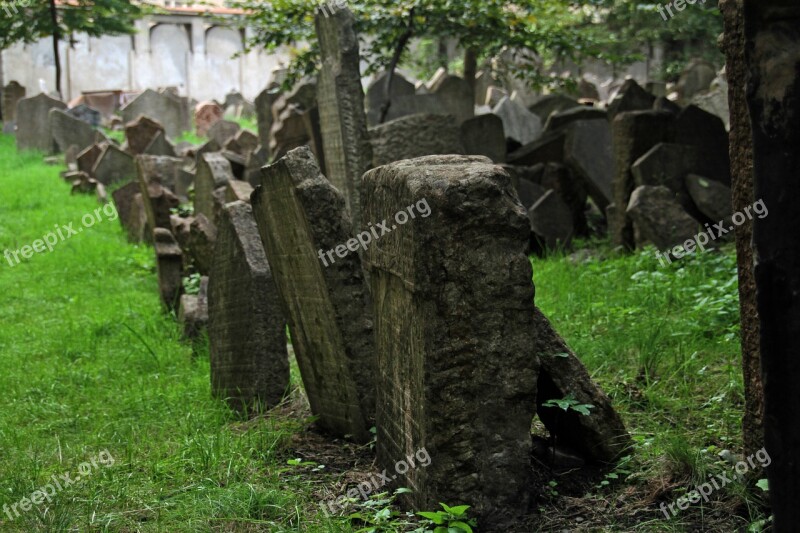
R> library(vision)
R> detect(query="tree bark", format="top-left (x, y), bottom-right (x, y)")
top-left (378, 9), bottom-right (415, 125)
top-left (49, 0), bottom-right (61, 98)
top-left (464, 47), bottom-right (477, 93)
top-left (744, 1), bottom-right (800, 529)
top-left (720, 0), bottom-right (764, 459)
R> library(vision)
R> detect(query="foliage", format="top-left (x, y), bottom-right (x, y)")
top-left (346, 488), bottom-right (415, 532)
top-left (415, 503), bottom-right (476, 533)
top-left (541, 393), bottom-right (595, 416)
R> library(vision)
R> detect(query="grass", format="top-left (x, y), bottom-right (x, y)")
top-left (0, 133), bottom-right (769, 532)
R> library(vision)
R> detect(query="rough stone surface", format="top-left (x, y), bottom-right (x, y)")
top-left (369, 114), bottom-right (464, 167)
top-left (208, 119), bottom-right (241, 147)
top-left (93, 144), bottom-right (136, 185)
top-left (144, 131), bottom-right (177, 157)
top-left (493, 96), bottom-right (542, 145)
top-left (224, 129), bottom-right (259, 157)
top-left (251, 146), bottom-right (375, 442)
top-left (49, 108), bottom-right (104, 153)
top-left (528, 189), bottom-right (574, 249)
top-left (77, 143), bottom-right (104, 176)
top-left (365, 71), bottom-right (416, 127)
top-left (544, 106), bottom-right (606, 132)
top-left (430, 74), bottom-right (474, 124)
top-left (361, 154), bottom-right (538, 530)
top-left (460, 114), bottom-right (507, 163)
top-left (136, 154), bottom-right (183, 193)
top-left (540, 163), bottom-right (588, 237)
top-left (153, 227), bottom-right (183, 312)
top-left (226, 180), bottom-right (254, 204)
top-left (112, 181), bottom-right (148, 243)
top-left (255, 87), bottom-right (280, 151)
top-left (607, 79), bottom-right (656, 121)
top-left (528, 94), bottom-right (580, 123)
top-left (195, 153), bottom-right (233, 223)
top-left (16, 93), bottom-right (66, 152)
top-left (120, 89), bottom-right (189, 139)
top-left (315, 6), bottom-right (374, 230)
top-left (676, 59), bottom-right (716, 104)
top-left (194, 101), bottom-right (223, 137)
top-left (208, 201), bottom-right (289, 411)
top-left (626, 185), bottom-right (700, 251)
top-left (137, 161), bottom-right (180, 232)
top-left (686, 174), bottom-right (733, 222)
top-left (563, 119), bottom-right (614, 213)
top-left (125, 115), bottom-right (165, 155)
top-left (631, 143), bottom-right (703, 220)
top-left (188, 214), bottom-right (217, 276)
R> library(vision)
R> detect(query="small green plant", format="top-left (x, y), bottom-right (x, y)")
top-left (415, 502), bottom-right (477, 533)
top-left (541, 394), bottom-right (595, 416)
top-left (182, 273), bottom-right (202, 295)
top-left (347, 488), bottom-right (414, 532)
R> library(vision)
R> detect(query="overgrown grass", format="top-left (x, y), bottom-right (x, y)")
top-left (0, 133), bottom-right (767, 532)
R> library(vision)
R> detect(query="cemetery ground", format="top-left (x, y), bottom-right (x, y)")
top-left (0, 133), bottom-right (769, 532)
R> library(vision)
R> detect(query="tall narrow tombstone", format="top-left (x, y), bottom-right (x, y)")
top-left (208, 201), bottom-right (289, 411)
top-left (195, 153), bottom-right (233, 224)
top-left (16, 93), bottom-right (66, 152)
top-left (744, 1), bottom-right (800, 528)
top-left (2, 81), bottom-right (26, 133)
top-left (153, 228), bottom-right (183, 313)
top-left (136, 156), bottom-right (180, 231)
top-left (315, 6), bottom-right (374, 229)
top-left (112, 182), bottom-right (148, 243)
top-left (361, 154), bottom-right (539, 529)
top-left (255, 86), bottom-right (280, 151)
top-left (251, 146), bottom-right (375, 442)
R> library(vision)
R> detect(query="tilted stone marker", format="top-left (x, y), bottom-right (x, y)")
top-left (365, 70), bottom-right (415, 127)
top-left (120, 89), bottom-right (189, 139)
top-left (188, 214), bottom-right (217, 276)
top-left (626, 185), bottom-right (700, 251)
top-left (137, 157), bottom-right (180, 232)
top-left (429, 74), bottom-right (474, 125)
top-left (93, 144), bottom-right (136, 185)
top-left (16, 93), bottom-right (66, 152)
top-left (255, 86), bottom-right (280, 151)
top-left (208, 119), bottom-right (241, 147)
top-left (112, 181), bottom-right (148, 243)
top-left (67, 103), bottom-right (101, 127)
top-left (2, 81), bottom-right (26, 134)
top-left (361, 154), bottom-right (539, 529)
top-left (251, 146), bottom-right (375, 441)
top-left (208, 201), bottom-right (289, 411)
top-left (195, 153), bottom-right (233, 224)
top-left (144, 131), bottom-right (177, 158)
top-left (126, 115), bottom-right (165, 155)
top-left (153, 228), bottom-right (183, 312)
top-left (49, 108), bottom-right (105, 154)
top-left (315, 6), bottom-right (374, 230)
top-left (77, 143), bottom-right (104, 176)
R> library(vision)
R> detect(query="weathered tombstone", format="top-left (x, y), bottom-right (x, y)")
top-left (144, 131), bottom-right (177, 157)
top-left (685, 174), bottom-right (733, 222)
top-left (223, 129), bottom-right (259, 156)
top-left (77, 143), bottom-right (104, 177)
top-left (188, 214), bottom-right (217, 275)
top-left (692, 84), bottom-right (730, 130)
top-left (195, 101), bottom-right (224, 137)
top-left (225, 180), bottom-right (254, 203)
top-left (544, 106), bottom-right (606, 132)
top-left (528, 94), bottom-right (579, 123)
top-left (255, 86), bottom-right (280, 150)
top-left (460, 114), bottom-right (507, 163)
top-left (365, 70), bottom-right (416, 127)
top-left (2, 81), bottom-right (26, 133)
top-left (49, 108), bottom-right (104, 154)
top-left (653, 96), bottom-right (682, 115)
top-left (369, 114), bottom-right (464, 167)
top-left (625, 185), bottom-right (700, 251)
top-left (270, 103), bottom-right (309, 158)
top-left (300, 106), bottom-right (326, 171)
top-left (606, 79), bottom-right (657, 121)
top-left (93, 143), bottom-right (136, 185)
top-left (112, 181), bottom-right (148, 243)
top-left (540, 162), bottom-right (588, 236)
top-left (136, 154), bottom-right (183, 194)
top-left (674, 104), bottom-right (731, 185)
top-left (676, 59), bottom-right (716, 104)
top-left (484, 86), bottom-right (509, 108)
top-left (507, 130), bottom-right (565, 167)
top-left (611, 110), bottom-right (674, 249)
top-left (221, 150), bottom-right (247, 180)
top-left (578, 78), bottom-right (601, 101)
top-left (153, 228), bottom-right (183, 312)
top-left (244, 145), bottom-right (269, 186)
top-left (361, 154), bottom-right (538, 529)
top-left (179, 276), bottom-right (209, 342)
top-left (251, 146), bottom-right (375, 441)
top-left (208, 119), bottom-right (241, 147)
top-left (195, 153), bottom-right (233, 223)
top-left (139, 181), bottom-right (179, 234)
top-left (67, 104), bottom-right (101, 127)
top-left (529, 189), bottom-right (574, 249)
top-left (315, 6), bottom-right (374, 230)
top-left (120, 89), bottom-right (189, 139)
top-left (208, 200), bottom-right (290, 411)
top-left (564, 119), bottom-right (614, 213)
top-left (16, 93), bottom-right (66, 152)
top-left (125, 115), bottom-right (165, 155)
top-left (506, 165), bottom-right (547, 209)
top-left (493, 96), bottom-right (542, 146)
top-left (429, 74), bottom-right (474, 125)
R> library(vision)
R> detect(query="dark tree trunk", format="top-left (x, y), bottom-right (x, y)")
top-left (464, 47), bottom-right (478, 93)
top-left (378, 9), bottom-right (415, 125)
top-left (49, 0), bottom-right (61, 98)
top-left (721, 0), bottom-right (764, 458)
top-left (744, 1), bottom-right (800, 529)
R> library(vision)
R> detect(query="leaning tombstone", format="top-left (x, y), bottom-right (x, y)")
top-left (251, 146), bottom-right (375, 442)
top-left (153, 228), bottom-right (183, 312)
top-left (16, 93), bottom-right (66, 152)
top-left (208, 201), bottom-right (290, 412)
top-left (195, 153), bottom-right (233, 224)
top-left (361, 154), bottom-right (539, 529)
top-left (49, 108), bottom-right (105, 154)
top-left (112, 182), bottom-right (148, 243)
top-left (92, 144), bottom-right (136, 185)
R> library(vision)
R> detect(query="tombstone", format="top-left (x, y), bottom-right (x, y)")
top-left (223, 90), bottom-right (249, 111)
top-left (540, 162), bottom-right (588, 236)
top-left (429, 74), bottom-right (474, 125)
top-left (676, 59), bottom-right (717, 104)
top-left (136, 154), bottom-right (183, 194)
top-left (563, 119), bottom-right (614, 213)
top-left (221, 150), bottom-right (247, 180)
top-left (178, 276), bottom-right (209, 341)
top-left (577, 78), bottom-right (601, 101)
top-left (484, 86), bottom-right (509, 108)
top-left (208, 119), bottom-right (241, 147)
top-left (194, 101), bottom-right (223, 137)
top-left (532, 307), bottom-right (631, 462)
top-left (369, 114), bottom-right (465, 167)
top-left (270, 103), bottom-right (309, 158)
top-left (611, 110), bottom-right (675, 249)
top-left (316, 6), bottom-right (374, 230)
top-left (544, 107), bottom-right (606, 132)
top-left (506, 165), bottom-right (547, 209)
top-left (64, 145), bottom-right (80, 168)
top-left (426, 67), bottom-right (448, 91)
top-left (626, 185), bottom-right (700, 251)
top-left (474, 70), bottom-right (497, 106)
top-left (225, 180), bottom-right (254, 203)
top-left (188, 214), bottom-right (217, 275)
top-left (195, 153), bottom-right (233, 223)
top-left (674, 105), bottom-right (731, 185)
top-left (692, 85), bottom-right (730, 131)
top-left (208, 201), bottom-right (289, 411)
top-left (16, 93), bottom-right (66, 152)
top-left (251, 146), bottom-right (375, 441)
top-left (153, 228), bottom-right (183, 312)
top-left (2, 81), bottom-right (26, 133)
top-left (300, 106), bottom-right (326, 172)
top-left (631, 142), bottom-right (701, 219)
top-left (125, 115), bottom-right (166, 155)
top-left (77, 143), bottom-right (104, 177)
top-left (606, 80), bottom-right (657, 121)
top-left (120, 89), bottom-right (189, 139)
top-left (653, 96), bottom-right (682, 115)
top-left (139, 181), bottom-right (179, 234)
top-left (144, 131), bottom-right (177, 157)
top-left (255, 86), bottom-right (280, 150)
top-left (361, 154), bottom-right (538, 528)
top-left (67, 104), bottom-right (101, 127)
top-left (493, 96), bottom-right (542, 146)
top-left (528, 189), bottom-right (574, 249)
top-left (223, 129), bottom-right (259, 156)
top-left (49, 108), bottom-right (104, 154)
top-left (460, 114), bottom-right (507, 163)
top-left (365, 71), bottom-right (416, 127)
top-left (507, 130), bottom-right (565, 167)
top-left (171, 214), bottom-right (193, 251)
top-left (244, 145), bottom-right (269, 186)
top-left (685, 174), bottom-right (733, 223)
top-left (528, 94), bottom-right (579, 122)
top-left (92, 144), bottom-right (136, 185)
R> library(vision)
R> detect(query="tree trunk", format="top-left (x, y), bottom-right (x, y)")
top-left (378, 9), bottom-right (415, 125)
top-left (464, 47), bottom-right (477, 93)
top-left (720, 0), bottom-right (764, 459)
top-left (744, 1), bottom-right (800, 529)
top-left (49, 0), bottom-right (61, 98)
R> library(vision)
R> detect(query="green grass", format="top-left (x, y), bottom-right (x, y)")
top-left (0, 133), bottom-right (768, 532)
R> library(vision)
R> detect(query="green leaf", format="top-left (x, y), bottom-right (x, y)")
top-left (450, 521), bottom-right (474, 532)
top-left (756, 478), bottom-right (769, 492)
top-left (418, 511), bottom-right (445, 524)
top-left (447, 505), bottom-right (470, 516)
